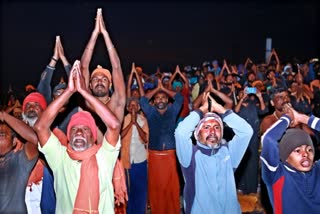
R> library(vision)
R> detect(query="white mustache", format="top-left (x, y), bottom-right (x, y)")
top-left (72, 136), bottom-right (87, 143)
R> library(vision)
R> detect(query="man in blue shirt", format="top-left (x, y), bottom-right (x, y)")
top-left (139, 76), bottom-right (183, 214)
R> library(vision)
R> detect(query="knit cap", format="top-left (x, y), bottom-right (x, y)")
top-left (279, 128), bottom-right (314, 162)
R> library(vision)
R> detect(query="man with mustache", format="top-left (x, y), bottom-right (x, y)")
top-left (138, 73), bottom-right (183, 214)
top-left (80, 9), bottom-right (127, 210)
top-left (260, 104), bottom-right (320, 213)
top-left (260, 86), bottom-right (291, 134)
top-left (175, 92), bottom-right (253, 214)
top-left (22, 92), bottom-right (67, 214)
top-left (34, 60), bottom-right (121, 213)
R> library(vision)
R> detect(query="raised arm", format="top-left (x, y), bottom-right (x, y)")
top-left (126, 64), bottom-right (135, 97)
top-left (272, 49), bottom-right (281, 72)
top-left (0, 111), bottom-right (38, 160)
top-left (193, 80), bottom-right (233, 109)
top-left (99, 9), bottom-right (126, 122)
top-left (144, 77), bottom-right (177, 100)
top-left (135, 65), bottom-right (145, 97)
top-left (37, 36), bottom-right (60, 104)
top-left (244, 57), bottom-right (253, 70)
top-left (80, 9), bottom-right (101, 89)
top-left (57, 36), bottom-right (71, 76)
top-left (34, 61), bottom-right (77, 147)
top-left (171, 65), bottom-right (190, 90)
top-left (168, 66), bottom-right (179, 90)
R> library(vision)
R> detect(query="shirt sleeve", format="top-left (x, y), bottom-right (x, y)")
top-left (308, 115), bottom-right (320, 131)
top-left (175, 110), bottom-right (201, 167)
top-left (223, 111), bottom-right (253, 169)
top-left (37, 65), bottom-right (55, 104)
top-left (260, 115), bottom-right (290, 184)
top-left (38, 132), bottom-right (66, 171)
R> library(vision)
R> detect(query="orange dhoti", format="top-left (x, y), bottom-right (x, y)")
top-left (148, 150), bottom-right (180, 214)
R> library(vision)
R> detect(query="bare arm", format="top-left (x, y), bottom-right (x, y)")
top-left (272, 49), bottom-right (281, 72)
top-left (126, 64), bottom-right (135, 98)
top-left (80, 9), bottom-right (101, 89)
top-left (5, 100), bottom-right (21, 114)
top-left (99, 9), bottom-right (126, 123)
top-left (168, 66), bottom-right (179, 90)
top-left (57, 36), bottom-right (71, 72)
top-left (256, 89), bottom-right (266, 111)
top-left (1, 111), bottom-right (38, 160)
top-left (234, 89), bottom-right (247, 113)
top-left (135, 67), bottom-right (145, 97)
top-left (193, 80), bottom-right (233, 109)
top-left (121, 112), bottom-right (147, 144)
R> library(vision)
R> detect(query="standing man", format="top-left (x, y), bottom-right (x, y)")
top-left (175, 92), bottom-right (253, 214)
top-left (81, 8), bottom-right (125, 124)
top-left (121, 97), bottom-right (149, 214)
top-left (34, 60), bottom-right (121, 213)
top-left (22, 92), bottom-right (66, 214)
top-left (139, 73), bottom-right (183, 214)
top-left (80, 8), bottom-right (127, 207)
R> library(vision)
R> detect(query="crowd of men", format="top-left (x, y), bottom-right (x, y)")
top-left (1, 7), bottom-right (320, 214)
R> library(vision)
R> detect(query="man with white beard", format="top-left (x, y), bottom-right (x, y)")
top-left (22, 92), bottom-right (67, 213)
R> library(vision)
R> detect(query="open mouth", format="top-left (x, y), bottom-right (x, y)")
top-left (301, 159), bottom-right (311, 167)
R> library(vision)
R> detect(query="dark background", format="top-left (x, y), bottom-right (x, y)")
top-left (1, 0), bottom-right (319, 96)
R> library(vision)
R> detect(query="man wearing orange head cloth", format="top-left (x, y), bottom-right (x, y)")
top-left (34, 60), bottom-right (121, 213)
top-left (21, 92), bottom-right (67, 213)
top-left (80, 8), bottom-right (127, 208)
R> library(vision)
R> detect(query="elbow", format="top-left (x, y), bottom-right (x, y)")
top-left (245, 123), bottom-right (254, 139)
top-left (109, 119), bottom-right (121, 132)
top-left (33, 120), bottom-right (44, 134)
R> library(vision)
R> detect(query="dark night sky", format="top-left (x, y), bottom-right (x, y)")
top-left (1, 0), bottom-right (319, 95)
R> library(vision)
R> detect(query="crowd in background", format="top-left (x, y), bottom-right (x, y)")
top-left (1, 8), bottom-right (320, 214)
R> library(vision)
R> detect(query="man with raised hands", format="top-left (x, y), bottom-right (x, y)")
top-left (34, 60), bottom-right (121, 213)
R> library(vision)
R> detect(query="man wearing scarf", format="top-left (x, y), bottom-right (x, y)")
top-left (34, 60), bottom-right (121, 213)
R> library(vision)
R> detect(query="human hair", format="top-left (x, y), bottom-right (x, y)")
top-left (268, 86), bottom-right (287, 100)
top-left (0, 122), bottom-right (16, 139)
top-left (126, 97), bottom-right (139, 107)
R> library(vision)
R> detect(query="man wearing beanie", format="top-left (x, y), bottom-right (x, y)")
top-left (260, 104), bottom-right (320, 214)
top-left (175, 92), bottom-right (253, 214)
top-left (34, 60), bottom-right (121, 213)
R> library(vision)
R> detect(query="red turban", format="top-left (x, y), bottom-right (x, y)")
top-left (91, 65), bottom-right (112, 88)
top-left (67, 111), bottom-right (97, 142)
top-left (22, 92), bottom-right (47, 112)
